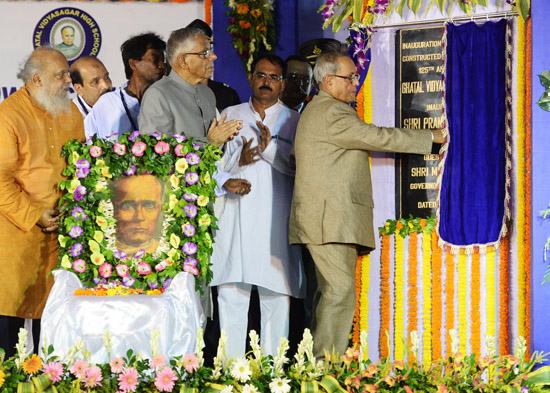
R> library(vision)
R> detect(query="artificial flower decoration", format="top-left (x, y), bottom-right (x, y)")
top-left (57, 131), bottom-right (221, 293)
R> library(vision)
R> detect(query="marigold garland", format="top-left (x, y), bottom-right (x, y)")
top-left (516, 17), bottom-right (526, 348)
top-left (486, 247), bottom-right (497, 340)
top-left (394, 221), bottom-right (405, 361)
top-left (352, 256), bottom-right (363, 345)
top-left (431, 230), bottom-right (443, 360)
top-left (360, 254), bottom-right (371, 351)
top-left (356, 84), bottom-right (365, 122)
top-left (471, 251), bottom-right (481, 359)
top-left (379, 233), bottom-right (391, 359)
top-left (524, 17), bottom-right (532, 361)
top-left (205, 0), bottom-right (212, 25)
top-left (363, 63), bottom-right (373, 124)
top-left (457, 253), bottom-right (468, 355)
top-left (445, 248), bottom-right (455, 357)
top-left (407, 229), bottom-right (418, 364)
top-left (421, 221), bottom-right (432, 367)
top-left (499, 236), bottom-right (510, 354)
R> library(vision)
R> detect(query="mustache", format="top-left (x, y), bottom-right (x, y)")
top-left (259, 86), bottom-right (273, 92)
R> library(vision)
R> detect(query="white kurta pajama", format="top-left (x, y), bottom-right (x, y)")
top-left (210, 99), bottom-right (304, 357)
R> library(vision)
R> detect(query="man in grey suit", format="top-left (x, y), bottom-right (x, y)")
top-left (138, 27), bottom-right (250, 195)
top-left (289, 51), bottom-right (444, 357)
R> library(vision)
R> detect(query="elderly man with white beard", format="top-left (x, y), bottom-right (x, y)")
top-left (0, 47), bottom-right (84, 357)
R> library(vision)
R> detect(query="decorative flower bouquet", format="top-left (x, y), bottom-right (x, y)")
top-left (56, 131), bottom-right (221, 294)
top-left (1, 328), bottom-right (550, 393)
top-left (225, 0), bottom-right (276, 72)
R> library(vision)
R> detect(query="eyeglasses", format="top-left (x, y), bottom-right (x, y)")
top-left (329, 74), bottom-right (360, 83)
top-left (253, 72), bottom-right (283, 82)
top-left (184, 47), bottom-right (214, 59)
top-left (286, 72), bottom-right (311, 82)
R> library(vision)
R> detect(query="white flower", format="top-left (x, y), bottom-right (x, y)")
top-left (230, 357), bottom-right (252, 382)
top-left (220, 387), bottom-right (233, 393)
top-left (242, 384), bottom-right (259, 393)
top-left (269, 377), bottom-right (291, 393)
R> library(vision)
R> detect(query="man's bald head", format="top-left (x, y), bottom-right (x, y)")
top-left (17, 47), bottom-right (72, 115)
top-left (70, 57), bottom-right (112, 107)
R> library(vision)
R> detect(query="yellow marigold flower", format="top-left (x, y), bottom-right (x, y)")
top-left (239, 20), bottom-right (251, 29)
top-left (170, 234), bottom-right (181, 249)
top-left (89, 239), bottom-right (100, 254)
top-left (202, 172), bottom-right (211, 184)
top-left (90, 252), bottom-right (105, 266)
top-left (175, 158), bottom-right (189, 174)
top-left (408, 222), bottom-right (414, 230)
top-left (169, 194), bottom-right (179, 210)
top-left (68, 179), bottom-right (81, 194)
top-left (170, 174), bottom-right (181, 189)
top-left (250, 8), bottom-right (262, 17)
top-left (197, 195), bottom-right (209, 206)
top-left (61, 255), bottom-right (71, 269)
top-left (93, 231), bottom-right (104, 243)
top-left (22, 354), bottom-right (42, 375)
top-left (0, 370), bottom-right (5, 387)
top-left (107, 288), bottom-right (117, 296)
top-left (236, 3), bottom-right (249, 14)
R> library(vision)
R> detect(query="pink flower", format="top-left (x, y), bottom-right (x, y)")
top-left (174, 144), bottom-right (185, 156)
top-left (154, 367), bottom-right (177, 392)
top-left (137, 262), bottom-right (152, 275)
top-left (154, 141), bottom-right (170, 154)
top-left (151, 354), bottom-right (166, 370)
top-left (131, 142), bottom-right (147, 156)
top-left (70, 359), bottom-right (88, 378)
top-left (43, 361), bottom-right (64, 382)
top-left (116, 264), bottom-right (129, 277)
top-left (90, 146), bottom-right (102, 157)
top-left (118, 367), bottom-right (139, 392)
top-left (110, 358), bottom-right (125, 373)
top-left (114, 143), bottom-right (126, 156)
top-left (183, 264), bottom-right (199, 276)
top-left (73, 259), bottom-right (86, 273)
top-left (183, 353), bottom-right (199, 373)
top-left (99, 262), bottom-right (112, 278)
top-left (155, 260), bottom-right (167, 272)
top-left (83, 365), bottom-right (103, 388)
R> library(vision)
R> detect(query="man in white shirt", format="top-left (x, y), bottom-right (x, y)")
top-left (85, 33), bottom-right (165, 140)
top-left (70, 57), bottom-right (112, 118)
top-left (210, 54), bottom-right (304, 358)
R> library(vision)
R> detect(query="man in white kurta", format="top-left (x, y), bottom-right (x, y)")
top-left (210, 55), bottom-right (304, 358)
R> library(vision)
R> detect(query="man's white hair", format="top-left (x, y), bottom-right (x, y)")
top-left (16, 46), bottom-right (60, 83)
top-left (166, 27), bottom-right (204, 66)
top-left (313, 51), bottom-right (349, 86)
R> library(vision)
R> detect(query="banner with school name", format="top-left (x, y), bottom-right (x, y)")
top-left (394, 26), bottom-right (444, 219)
top-left (0, 1), bottom-right (204, 103)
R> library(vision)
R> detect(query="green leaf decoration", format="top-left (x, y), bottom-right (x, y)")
top-left (396, 0), bottom-right (407, 17)
top-left (539, 71), bottom-right (550, 88)
top-left (332, 2), bottom-right (354, 32)
top-left (457, 0), bottom-right (469, 14)
top-left (526, 365), bottom-right (550, 386)
top-left (436, 0), bottom-right (446, 13)
top-left (353, 0), bottom-right (364, 23)
top-left (475, 0), bottom-right (488, 6)
top-left (408, 0), bottom-right (422, 16)
top-left (517, 0), bottom-right (531, 22)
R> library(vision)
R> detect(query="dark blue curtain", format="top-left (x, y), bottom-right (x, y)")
top-left (438, 20), bottom-right (507, 246)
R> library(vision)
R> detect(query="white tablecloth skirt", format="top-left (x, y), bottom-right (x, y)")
top-left (40, 270), bottom-right (204, 363)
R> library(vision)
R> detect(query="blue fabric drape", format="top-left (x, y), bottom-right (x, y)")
top-left (438, 20), bottom-right (507, 246)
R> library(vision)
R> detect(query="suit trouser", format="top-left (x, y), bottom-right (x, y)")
top-left (217, 283), bottom-right (290, 358)
top-left (307, 243), bottom-right (358, 358)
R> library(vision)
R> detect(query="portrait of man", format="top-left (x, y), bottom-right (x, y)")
top-left (111, 175), bottom-right (165, 255)
top-left (55, 25), bottom-right (80, 59)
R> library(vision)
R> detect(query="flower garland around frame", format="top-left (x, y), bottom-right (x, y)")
top-left (57, 131), bottom-right (221, 293)
top-left (225, 0), bottom-right (276, 73)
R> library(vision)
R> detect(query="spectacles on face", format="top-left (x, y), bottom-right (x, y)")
top-left (184, 47), bottom-right (215, 59)
top-left (253, 72), bottom-right (283, 82)
top-left (329, 74), bottom-right (360, 83)
top-left (286, 72), bottom-right (311, 82)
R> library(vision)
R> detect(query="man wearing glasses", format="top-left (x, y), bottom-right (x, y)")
top-left (210, 54), bottom-right (304, 358)
top-left (290, 51), bottom-right (445, 358)
top-left (139, 27), bottom-right (249, 195)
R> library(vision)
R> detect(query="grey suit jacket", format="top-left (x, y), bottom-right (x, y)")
top-left (289, 90), bottom-right (433, 250)
top-left (138, 70), bottom-right (216, 141)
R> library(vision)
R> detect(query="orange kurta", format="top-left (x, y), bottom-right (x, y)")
top-left (0, 87), bottom-right (84, 318)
